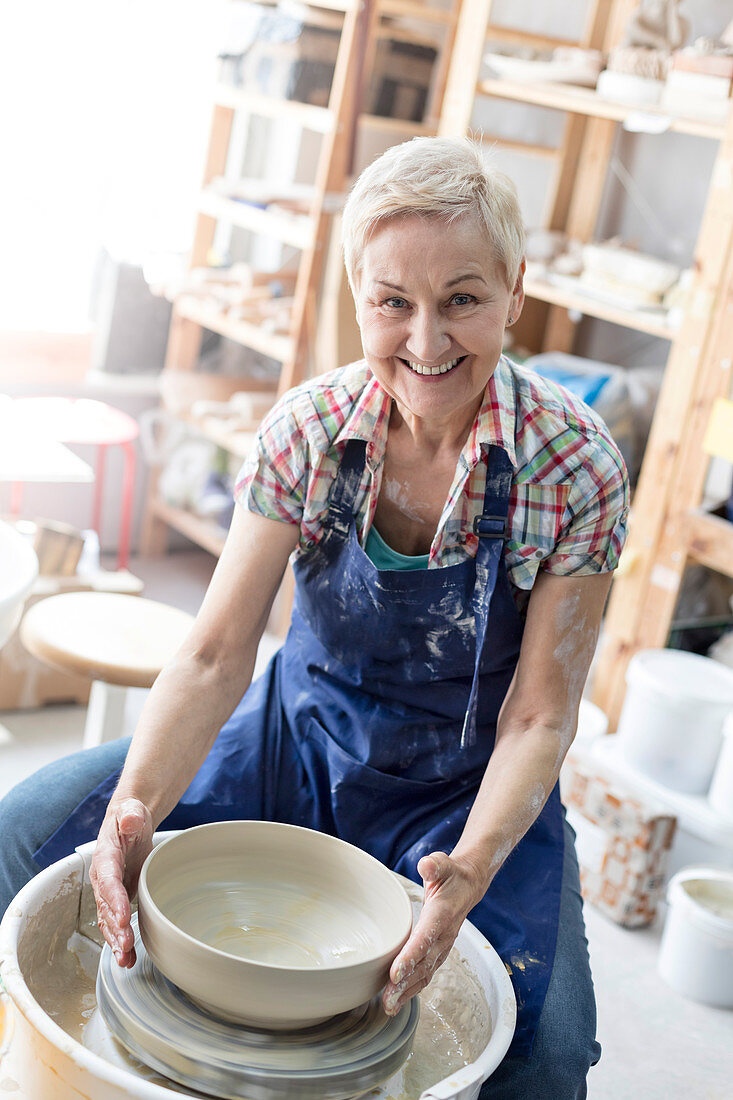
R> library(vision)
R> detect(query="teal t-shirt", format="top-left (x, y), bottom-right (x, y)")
top-left (364, 525), bottom-right (429, 571)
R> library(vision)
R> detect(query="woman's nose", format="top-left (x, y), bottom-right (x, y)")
top-left (404, 311), bottom-right (452, 365)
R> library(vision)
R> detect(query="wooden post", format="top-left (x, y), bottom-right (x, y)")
top-left (593, 112), bottom-right (733, 725)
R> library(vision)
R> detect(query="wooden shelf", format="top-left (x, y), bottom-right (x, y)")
top-left (486, 27), bottom-right (580, 51)
top-left (684, 511), bottom-right (733, 579)
top-left (250, 0), bottom-right (356, 10)
top-left (381, 1), bottom-right (454, 23)
top-left (213, 85), bottom-right (334, 132)
top-left (185, 415), bottom-right (258, 460)
top-left (359, 113), bottom-right (436, 136)
top-left (150, 498), bottom-right (226, 557)
top-left (174, 297), bottom-right (294, 363)
top-left (523, 275), bottom-right (675, 339)
top-left (198, 190), bottom-right (315, 250)
top-left (477, 76), bottom-right (730, 142)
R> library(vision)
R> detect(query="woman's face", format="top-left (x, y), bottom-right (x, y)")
top-left (355, 212), bottom-right (524, 427)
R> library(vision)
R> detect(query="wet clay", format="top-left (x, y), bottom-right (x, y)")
top-left (164, 878), bottom-right (382, 967)
top-left (682, 877), bottom-right (733, 921)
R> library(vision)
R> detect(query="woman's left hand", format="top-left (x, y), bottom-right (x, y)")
top-left (382, 851), bottom-right (485, 1016)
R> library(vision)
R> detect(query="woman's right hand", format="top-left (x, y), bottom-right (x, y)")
top-left (90, 797), bottom-right (154, 968)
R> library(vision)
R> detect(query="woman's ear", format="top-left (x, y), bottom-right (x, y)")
top-left (509, 257), bottom-right (526, 326)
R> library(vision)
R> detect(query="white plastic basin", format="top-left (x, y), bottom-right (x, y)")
top-left (0, 837), bottom-right (516, 1100)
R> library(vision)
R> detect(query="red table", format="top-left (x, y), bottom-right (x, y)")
top-left (11, 398), bottom-right (139, 570)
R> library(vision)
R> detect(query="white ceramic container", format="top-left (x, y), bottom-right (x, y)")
top-left (658, 866), bottom-right (733, 1008)
top-left (708, 712), bottom-right (733, 821)
top-left (0, 838), bottom-right (516, 1100)
top-left (617, 649), bottom-right (733, 794)
top-left (0, 520), bottom-right (38, 648)
top-left (137, 821), bottom-right (413, 1028)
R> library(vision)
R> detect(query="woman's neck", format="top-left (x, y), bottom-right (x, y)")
top-left (388, 396), bottom-right (482, 459)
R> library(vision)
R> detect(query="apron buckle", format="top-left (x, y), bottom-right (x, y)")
top-left (473, 514), bottom-right (508, 539)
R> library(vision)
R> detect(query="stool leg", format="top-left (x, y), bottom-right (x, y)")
top-left (83, 681), bottom-right (127, 748)
top-left (10, 482), bottom-right (23, 516)
top-left (118, 440), bottom-right (136, 571)
top-left (92, 445), bottom-right (106, 549)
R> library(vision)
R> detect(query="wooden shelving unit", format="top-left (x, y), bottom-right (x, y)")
top-left (522, 275), bottom-right (676, 341)
top-left (141, 0), bottom-right (462, 559)
top-left (478, 76), bottom-right (729, 142)
top-left (437, 0), bottom-right (733, 727)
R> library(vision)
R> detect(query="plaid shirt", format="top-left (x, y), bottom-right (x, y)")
top-left (235, 356), bottom-right (628, 591)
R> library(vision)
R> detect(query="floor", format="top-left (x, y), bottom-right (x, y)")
top-left (1, 550), bottom-right (731, 1098)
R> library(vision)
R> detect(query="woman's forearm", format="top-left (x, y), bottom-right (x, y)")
top-left (110, 648), bottom-right (257, 827)
top-left (450, 717), bottom-right (574, 901)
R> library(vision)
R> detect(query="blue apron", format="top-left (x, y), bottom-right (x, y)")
top-left (36, 438), bottom-right (564, 1058)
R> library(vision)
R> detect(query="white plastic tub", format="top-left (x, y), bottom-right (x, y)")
top-left (658, 867), bottom-right (733, 1008)
top-left (617, 649), bottom-right (733, 794)
top-left (0, 838), bottom-right (516, 1100)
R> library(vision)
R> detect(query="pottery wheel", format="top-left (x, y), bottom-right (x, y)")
top-left (97, 916), bottom-right (419, 1100)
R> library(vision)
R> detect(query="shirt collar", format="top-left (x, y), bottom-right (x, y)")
top-left (333, 366), bottom-right (391, 468)
top-left (333, 356), bottom-right (517, 470)
top-left (462, 355), bottom-right (517, 470)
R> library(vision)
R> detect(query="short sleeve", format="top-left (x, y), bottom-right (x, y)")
top-left (541, 431), bottom-right (629, 576)
top-left (233, 397), bottom-right (307, 528)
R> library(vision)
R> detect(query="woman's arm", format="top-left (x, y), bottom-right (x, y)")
top-left (382, 569), bottom-right (612, 1014)
top-left (91, 506), bottom-right (299, 965)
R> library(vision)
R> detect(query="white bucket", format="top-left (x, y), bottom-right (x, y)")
top-left (575, 698), bottom-right (609, 748)
top-left (658, 866), bottom-right (733, 1008)
top-left (617, 649), bottom-right (733, 794)
top-left (0, 840), bottom-right (516, 1100)
top-left (709, 713), bottom-right (733, 821)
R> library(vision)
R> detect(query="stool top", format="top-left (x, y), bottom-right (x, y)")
top-left (20, 593), bottom-right (195, 689)
top-left (13, 397), bottom-right (139, 446)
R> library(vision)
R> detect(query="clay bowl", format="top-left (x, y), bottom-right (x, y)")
top-left (137, 821), bottom-right (413, 1030)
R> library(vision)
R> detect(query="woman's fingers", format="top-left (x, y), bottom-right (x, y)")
top-left (91, 848), bottom-right (135, 964)
top-left (90, 798), bottom-right (153, 968)
top-left (383, 943), bottom-right (451, 1014)
top-left (382, 849), bottom-right (486, 1016)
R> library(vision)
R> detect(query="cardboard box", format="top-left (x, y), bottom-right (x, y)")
top-left (0, 570), bottom-right (143, 710)
top-left (561, 750), bottom-right (677, 928)
top-left (671, 51), bottom-right (733, 81)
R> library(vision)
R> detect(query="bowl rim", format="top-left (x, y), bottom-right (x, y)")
top-left (138, 820), bottom-right (414, 972)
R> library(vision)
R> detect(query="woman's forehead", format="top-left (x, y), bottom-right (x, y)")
top-left (361, 218), bottom-right (499, 289)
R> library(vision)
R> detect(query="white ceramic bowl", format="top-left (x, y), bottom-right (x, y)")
top-left (137, 821), bottom-right (413, 1029)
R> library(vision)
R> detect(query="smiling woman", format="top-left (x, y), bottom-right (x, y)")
top-left (0, 136), bottom-right (628, 1100)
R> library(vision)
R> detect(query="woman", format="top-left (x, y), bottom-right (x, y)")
top-left (0, 137), bottom-right (628, 1097)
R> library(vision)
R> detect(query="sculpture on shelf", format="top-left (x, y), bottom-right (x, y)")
top-left (623, 0), bottom-right (690, 53)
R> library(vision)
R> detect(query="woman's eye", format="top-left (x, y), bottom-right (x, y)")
top-left (383, 297), bottom-right (408, 309)
top-left (450, 294), bottom-right (474, 307)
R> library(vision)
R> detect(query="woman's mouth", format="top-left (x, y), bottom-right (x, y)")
top-left (400, 355), bottom-right (467, 376)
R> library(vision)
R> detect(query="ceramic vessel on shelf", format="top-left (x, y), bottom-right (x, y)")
top-left (137, 820), bottom-right (413, 1029)
top-left (0, 519), bottom-right (38, 648)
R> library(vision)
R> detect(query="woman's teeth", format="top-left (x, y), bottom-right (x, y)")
top-left (406, 357), bottom-right (462, 376)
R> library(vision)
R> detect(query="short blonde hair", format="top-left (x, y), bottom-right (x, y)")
top-left (342, 136), bottom-right (525, 291)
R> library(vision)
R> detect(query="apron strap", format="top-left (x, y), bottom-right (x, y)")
top-left (326, 438), bottom-right (368, 539)
top-left (461, 445), bottom-right (514, 748)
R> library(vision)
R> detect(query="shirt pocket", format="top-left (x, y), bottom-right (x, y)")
top-left (506, 482), bottom-right (572, 588)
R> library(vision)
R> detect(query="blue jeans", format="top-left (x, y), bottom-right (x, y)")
top-left (0, 738), bottom-right (600, 1098)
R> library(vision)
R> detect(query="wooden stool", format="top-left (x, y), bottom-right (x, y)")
top-left (20, 593), bottom-right (195, 748)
